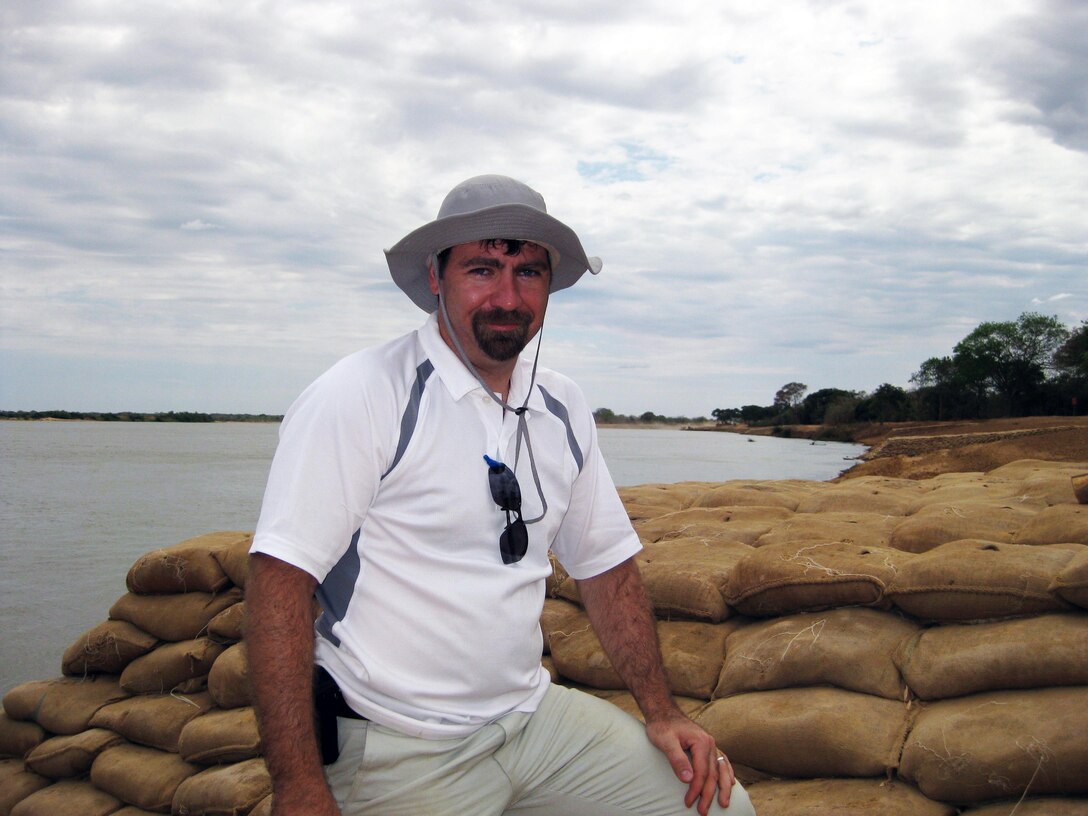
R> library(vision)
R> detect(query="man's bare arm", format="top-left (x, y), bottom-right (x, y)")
top-left (246, 553), bottom-right (340, 816)
top-left (575, 557), bottom-right (734, 816)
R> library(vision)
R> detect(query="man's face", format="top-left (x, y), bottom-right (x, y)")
top-left (429, 240), bottom-right (551, 370)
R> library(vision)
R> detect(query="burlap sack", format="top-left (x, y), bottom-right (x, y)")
top-left (988, 459), bottom-right (1079, 481)
top-left (249, 795), bottom-right (272, 816)
top-left (127, 533), bottom-right (252, 595)
top-left (592, 690), bottom-right (705, 723)
top-left (618, 483), bottom-right (708, 513)
top-left (119, 639), bottom-right (226, 695)
top-left (885, 540), bottom-right (1081, 622)
top-left (24, 728), bottom-right (122, 779)
top-left (171, 757), bottom-right (271, 816)
top-left (889, 502), bottom-right (1035, 553)
top-left (109, 588), bottom-right (244, 642)
top-left (695, 687), bottom-right (910, 778)
top-left (725, 541), bottom-right (913, 616)
top-left (211, 533), bottom-right (254, 589)
top-left (714, 608), bottom-right (917, 700)
top-left (0, 714), bottom-right (46, 759)
top-left (636, 538), bottom-right (752, 622)
top-left (691, 482), bottom-right (803, 511)
top-left (900, 687), bottom-right (1088, 804)
top-left (542, 656), bottom-right (559, 682)
top-left (178, 707), bottom-right (261, 765)
top-left (91, 742), bottom-right (199, 812)
top-left (746, 778), bottom-right (956, 816)
top-left (35, 677), bottom-right (129, 736)
top-left (1051, 549), bottom-right (1088, 609)
top-left (2, 682), bottom-right (52, 723)
top-left (895, 613), bottom-right (1088, 700)
top-left (8, 779), bottom-right (122, 816)
top-left (550, 620), bottom-right (740, 699)
top-left (62, 620), bottom-right (159, 677)
top-left (0, 759), bottom-right (50, 816)
top-left (795, 478), bottom-right (918, 515)
top-left (959, 797), bottom-right (1088, 815)
top-left (905, 477), bottom-right (1023, 513)
top-left (753, 511), bottom-right (899, 549)
top-left (207, 644), bottom-right (251, 710)
top-left (1020, 471), bottom-right (1081, 505)
top-left (1015, 505), bottom-right (1088, 545)
top-left (539, 598), bottom-right (587, 655)
top-left (89, 692), bottom-right (213, 753)
top-left (114, 809), bottom-right (162, 816)
top-left (635, 507), bottom-right (790, 546)
top-left (545, 551), bottom-right (569, 598)
top-left (206, 601), bottom-right (245, 643)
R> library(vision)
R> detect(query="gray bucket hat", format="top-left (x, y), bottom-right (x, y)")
top-left (385, 174), bottom-right (602, 312)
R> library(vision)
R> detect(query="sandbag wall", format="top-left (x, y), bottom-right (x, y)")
top-left (545, 459), bottom-right (1088, 816)
top-left (1, 458), bottom-right (1087, 815)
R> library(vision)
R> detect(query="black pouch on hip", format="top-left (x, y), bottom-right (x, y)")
top-left (313, 665), bottom-right (343, 765)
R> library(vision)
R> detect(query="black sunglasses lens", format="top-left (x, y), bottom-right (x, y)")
top-left (500, 517), bottom-right (529, 564)
top-left (488, 465), bottom-right (522, 511)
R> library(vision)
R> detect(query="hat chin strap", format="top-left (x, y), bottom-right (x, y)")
top-left (434, 253), bottom-right (548, 524)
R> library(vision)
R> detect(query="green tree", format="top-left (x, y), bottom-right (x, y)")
top-left (856, 383), bottom-right (911, 422)
top-left (773, 382), bottom-right (808, 412)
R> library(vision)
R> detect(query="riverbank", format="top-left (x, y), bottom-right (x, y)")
top-left (703, 416), bottom-right (1088, 480)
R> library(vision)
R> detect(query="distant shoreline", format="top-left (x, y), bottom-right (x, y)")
top-left (0, 411), bottom-right (283, 423)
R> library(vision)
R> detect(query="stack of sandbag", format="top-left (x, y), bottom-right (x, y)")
top-left (546, 459), bottom-right (1088, 814)
top-left (0, 532), bottom-right (273, 816)
top-left (3, 458), bottom-right (1088, 815)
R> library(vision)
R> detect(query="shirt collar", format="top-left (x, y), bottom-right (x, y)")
top-left (417, 312), bottom-right (540, 409)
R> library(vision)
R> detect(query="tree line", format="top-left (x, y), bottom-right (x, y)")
top-left (0, 410), bottom-right (283, 423)
top-left (711, 313), bottom-right (1087, 427)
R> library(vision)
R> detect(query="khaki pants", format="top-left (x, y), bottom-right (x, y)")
top-left (327, 684), bottom-right (755, 816)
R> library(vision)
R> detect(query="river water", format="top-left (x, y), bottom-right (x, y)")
top-left (0, 421), bottom-right (865, 692)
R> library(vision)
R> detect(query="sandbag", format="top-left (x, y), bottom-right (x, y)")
top-left (0, 759), bottom-right (50, 815)
top-left (725, 541), bottom-right (913, 616)
top-left (109, 588), bottom-right (244, 642)
top-left (691, 482), bottom-right (803, 511)
top-left (212, 533), bottom-right (254, 589)
top-left (905, 477), bottom-right (1023, 513)
top-left (35, 676), bottom-right (129, 736)
top-left (207, 644), bottom-right (251, 709)
top-left (714, 608), bottom-right (917, 700)
top-left (90, 692), bottom-right (214, 753)
top-left (545, 551), bottom-right (569, 598)
top-left (1051, 549), bottom-right (1088, 609)
top-left (550, 620), bottom-right (740, 699)
top-left (539, 598), bottom-right (586, 655)
top-left (895, 613), bottom-right (1088, 700)
top-left (695, 687), bottom-right (910, 778)
top-left (2, 682), bottom-right (52, 723)
top-left (178, 707), bottom-right (261, 765)
top-left (114, 809), bottom-right (162, 816)
top-left (91, 742), bottom-right (200, 812)
top-left (885, 540), bottom-right (1081, 622)
top-left (120, 639), bottom-right (225, 695)
top-left (617, 483), bottom-right (707, 513)
top-left (959, 797), bottom-right (1088, 815)
top-left (795, 480), bottom-right (917, 515)
top-left (1016, 505), bottom-right (1088, 545)
top-left (542, 656), bottom-right (559, 683)
top-left (634, 506), bottom-right (790, 546)
top-left (593, 690), bottom-right (705, 723)
top-left (62, 619), bottom-right (159, 677)
top-left (24, 728), bottom-right (122, 779)
top-left (8, 779), bottom-right (121, 816)
top-left (0, 714), bottom-right (46, 759)
top-left (889, 502), bottom-right (1035, 553)
top-left (636, 538), bottom-right (752, 622)
top-left (127, 532), bottom-right (252, 594)
top-left (1020, 471), bottom-right (1081, 505)
top-left (206, 601), bottom-right (245, 643)
top-left (249, 795), bottom-right (272, 816)
top-left (754, 511), bottom-right (900, 549)
top-left (170, 757), bottom-right (271, 816)
top-left (746, 778), bottom-right (955, 816)
top-left (900, 687), bottom-right (1088, 804)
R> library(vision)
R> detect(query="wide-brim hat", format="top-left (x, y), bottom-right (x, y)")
top-left (385, 174), bottom-right (602, 312)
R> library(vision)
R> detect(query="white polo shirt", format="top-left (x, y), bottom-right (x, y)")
top-left (252, 313), bottom-right (641, 738)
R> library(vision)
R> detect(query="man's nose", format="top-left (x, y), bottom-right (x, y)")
top-left (489, 269), bottom-right (522, 310)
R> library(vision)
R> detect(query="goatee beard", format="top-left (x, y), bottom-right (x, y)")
top-left (472, 308), bottom-right (532, 361)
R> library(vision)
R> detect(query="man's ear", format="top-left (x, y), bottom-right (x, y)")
top-left (428, 257), bottom-right (440, 296)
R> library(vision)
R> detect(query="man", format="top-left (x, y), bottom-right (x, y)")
top-left (247, 175), bottom-right (755, 816)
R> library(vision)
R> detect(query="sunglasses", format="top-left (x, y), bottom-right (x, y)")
top-left (484, 455), bottom-right (529, 564)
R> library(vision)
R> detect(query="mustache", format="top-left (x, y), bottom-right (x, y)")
top-left (474, 308), bottom-right (532, 329)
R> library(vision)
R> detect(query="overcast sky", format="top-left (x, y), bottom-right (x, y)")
top-left (2, 0), bottom-right (1085, 417)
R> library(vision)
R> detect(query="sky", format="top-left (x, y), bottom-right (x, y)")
top-left (2, 0), bottom-right (1086, 418)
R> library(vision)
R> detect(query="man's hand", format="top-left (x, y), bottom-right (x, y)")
top-left (645, 711), bottom-right (734, 816)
